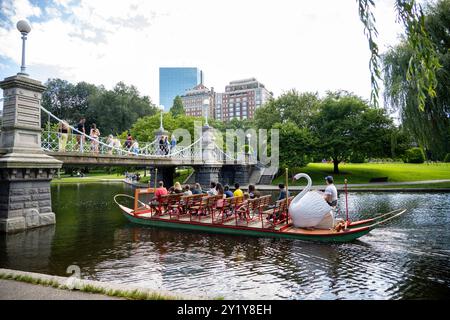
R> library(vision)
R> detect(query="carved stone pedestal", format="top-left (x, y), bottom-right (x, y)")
top-left (0, 75), bottom-right (62, 233)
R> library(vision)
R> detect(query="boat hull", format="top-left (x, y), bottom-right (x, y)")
top-left (121, 211), bottom-right (372, 243)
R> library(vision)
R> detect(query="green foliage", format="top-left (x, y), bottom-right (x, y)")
top-left (404, 147), bottom-right (426, 163)
top-left (349, 153), bottom-right (366, 163)
top-left (273, 121), bottom-right (316, 169)
top-left (311, 91), bottom-right (394, 173)
top-left (382, 0), bottom-right (450, 160)
top-left (444, 153), bottom-right (450, 162)
top-left (41, 79), bottom-right (98, 124)
top-left (170, 95), bottom-right (185, 117)
top-left (130, 112), bottom-right (204, 143)
top-left (254, 90), bottom-right (320, 129)
top-left (41, 79), bottom-right (159, 135)
top-left (358, 0), bottom-right (441, 110)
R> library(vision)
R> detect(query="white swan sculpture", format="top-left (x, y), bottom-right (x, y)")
top-left (289, 173), bottom-right (335, 229)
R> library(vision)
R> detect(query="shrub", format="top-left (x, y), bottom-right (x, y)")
top-left (444, 153), bottom-right (450, 163)
top-left (349, 153), bottom-right (366, 163)
top-left (404, 147), bottom-right (425, 163)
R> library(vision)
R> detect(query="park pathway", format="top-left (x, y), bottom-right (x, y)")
top-left (0, 279), bottom-right (123, 300)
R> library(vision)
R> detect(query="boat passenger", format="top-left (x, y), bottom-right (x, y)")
top-left (248, 184), bottom-right (261, 199)
top-left (153, 181), bottom-right (168, 203)
top-left (277, 183), bottom-right (289, 201)
top-left (173, 181), bottom-right (183, 194)
top-left (192, 183), bottom-right (203, 195)
top-left (224, 185), bottom-right (234, 198)
top-left (233, 183), bottom-right (244, 198)
top-left (207, 182), bottom-right (218, 196)
top-left (215, 183), bottom-right (225, 198)
top-left (183, 185), bottom-right (193, 196)
top-left (323, 176), bottom-right (338, 207)
top-left (215, 183), bottom-right (225, 208)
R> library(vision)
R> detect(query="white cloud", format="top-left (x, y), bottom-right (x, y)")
top-left (0, 0), bottom-right (404, 104)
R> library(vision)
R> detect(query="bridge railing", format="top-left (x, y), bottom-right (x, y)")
top-left (41, 130), bottom-right (159, 156)
top-left (39, 104), bottom-right (254, 163)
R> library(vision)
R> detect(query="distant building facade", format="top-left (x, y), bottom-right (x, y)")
top-left (219, 78), bottom-right (272, 122)
top-left (159, 67), bottom-right (203, 111)
top-left (180, 84), bottom-right (215, 119)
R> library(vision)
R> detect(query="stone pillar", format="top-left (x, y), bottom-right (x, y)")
top-left (0, 75), bottom-right (62, 233)
top-left (219, 165), bottom-right (235, 186)
top-left (160, 167), bottom-right (175, 188)
top-left (194, 124), bottom-right (221, 188)
top-left (195, 165), bottom-right (221, 189)
top-left (234, 165), bottom-right (251, 186)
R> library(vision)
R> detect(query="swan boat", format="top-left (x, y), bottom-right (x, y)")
top-left (114, 176), bottom-right (406, 243)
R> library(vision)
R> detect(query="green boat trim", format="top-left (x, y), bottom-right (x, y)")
top-left (114, 194), bottom-right (406, 243)
top-left (119, 208), bottom-right (373, 243)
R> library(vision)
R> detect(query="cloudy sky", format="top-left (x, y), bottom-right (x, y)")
top-left (0, 0), bottom-right (405, 106)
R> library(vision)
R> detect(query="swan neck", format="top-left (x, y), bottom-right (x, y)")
top-left (291, 174), bottom-right (312, 204)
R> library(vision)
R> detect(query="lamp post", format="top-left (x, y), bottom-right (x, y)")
top-left (16, 20), bottom-right (31, 76)
top-left (203, 98), bottom-right (209, 127)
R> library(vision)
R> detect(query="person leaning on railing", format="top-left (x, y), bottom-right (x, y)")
top-left (57, 120), bottom-right (70, 152)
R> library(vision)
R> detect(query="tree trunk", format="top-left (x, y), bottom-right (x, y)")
top-left (333, 159), bottom-right (340, 174)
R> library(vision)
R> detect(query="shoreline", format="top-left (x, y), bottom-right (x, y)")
top-left (0, 268), bottom-right (208, 300)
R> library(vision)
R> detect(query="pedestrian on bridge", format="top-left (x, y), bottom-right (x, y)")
top-left (158, 136), bottom-right (165, 155)
top-left (170, 135), bottom-right (177, 153)
top-left (164, 136), bottom-right (170, 155)
top-left (90, 123), bottom-right (100, 154)
top-left (57, 120), bottom-right (70, 152)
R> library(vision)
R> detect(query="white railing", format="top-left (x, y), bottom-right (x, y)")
top-left (39, 104), bottom-right (251, 163)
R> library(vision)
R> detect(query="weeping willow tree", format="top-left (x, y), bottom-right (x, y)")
top-left (382, 0), bottom-right (450, 160)
top-left (358, 0), bottom-right (448, 160)
top-left (357, 0), bottom-right (441, 110)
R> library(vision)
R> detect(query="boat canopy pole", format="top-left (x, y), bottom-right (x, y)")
top-left (345, 178), bottom-right (349, 223)
top-left (285, 168), bottom-right (289, 225)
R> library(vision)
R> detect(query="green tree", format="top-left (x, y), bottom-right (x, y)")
top-left (273, 121), bottom-right (316, 169)
top-left (41, 79), bottom-right (158, 135)
top-left (85, 82), bottom-right (158, 135)
top-left (130, 113), bottom-right (205, 143)
top-left (358, 0), bottom-right (441, 110)
top-left (382, 0), bottom-right (450, 160)
top-left (254, 90), bottom-right (320, 129)
top-left (41, 79), bottom-right (98, 125)
top-left (170, 96), bottom-right (185, 117)
top-left (312, 92), bottom-right (394, 173)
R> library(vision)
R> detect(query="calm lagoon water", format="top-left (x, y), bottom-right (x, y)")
top-left (1, 183), bottom-right (449, 299)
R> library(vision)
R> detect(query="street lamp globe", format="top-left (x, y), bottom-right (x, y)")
top-left (17, 20), bottom-right (31, 34)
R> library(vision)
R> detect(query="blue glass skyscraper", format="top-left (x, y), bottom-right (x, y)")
top-left (159, 67), bottom-right (203, 111)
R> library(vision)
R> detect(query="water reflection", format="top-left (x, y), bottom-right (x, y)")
top-left (0, 225), bottom-right (55, 273)
top-left (0, 183), bottom-right (449, 299)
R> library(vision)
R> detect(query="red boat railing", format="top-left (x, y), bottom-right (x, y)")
top-left (132, 189), bottom-right (294, 231)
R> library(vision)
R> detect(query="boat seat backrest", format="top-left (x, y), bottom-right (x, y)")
top-left (233, 196), bottom-right (244, 206)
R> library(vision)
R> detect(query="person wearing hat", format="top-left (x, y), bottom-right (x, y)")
top-left (323, 176), bottom-right (338, 207)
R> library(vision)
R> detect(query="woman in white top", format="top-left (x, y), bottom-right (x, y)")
top-left (90, 123), bottom-right (100, 153)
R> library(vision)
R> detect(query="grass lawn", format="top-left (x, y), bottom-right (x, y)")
top-left (51, 171), bottom-right (124, 184)
top-left (273, 162), bottom-right (450, 186)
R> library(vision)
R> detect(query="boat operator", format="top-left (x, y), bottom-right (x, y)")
top-left (323, 176), bottom-right (338, 207)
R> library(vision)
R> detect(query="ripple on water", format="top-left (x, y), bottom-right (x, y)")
top-left (1, 185), bottom-right (449, 299)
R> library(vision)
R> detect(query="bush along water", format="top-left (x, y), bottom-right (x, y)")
top-left (404, 147), bottom-right (426, 164)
